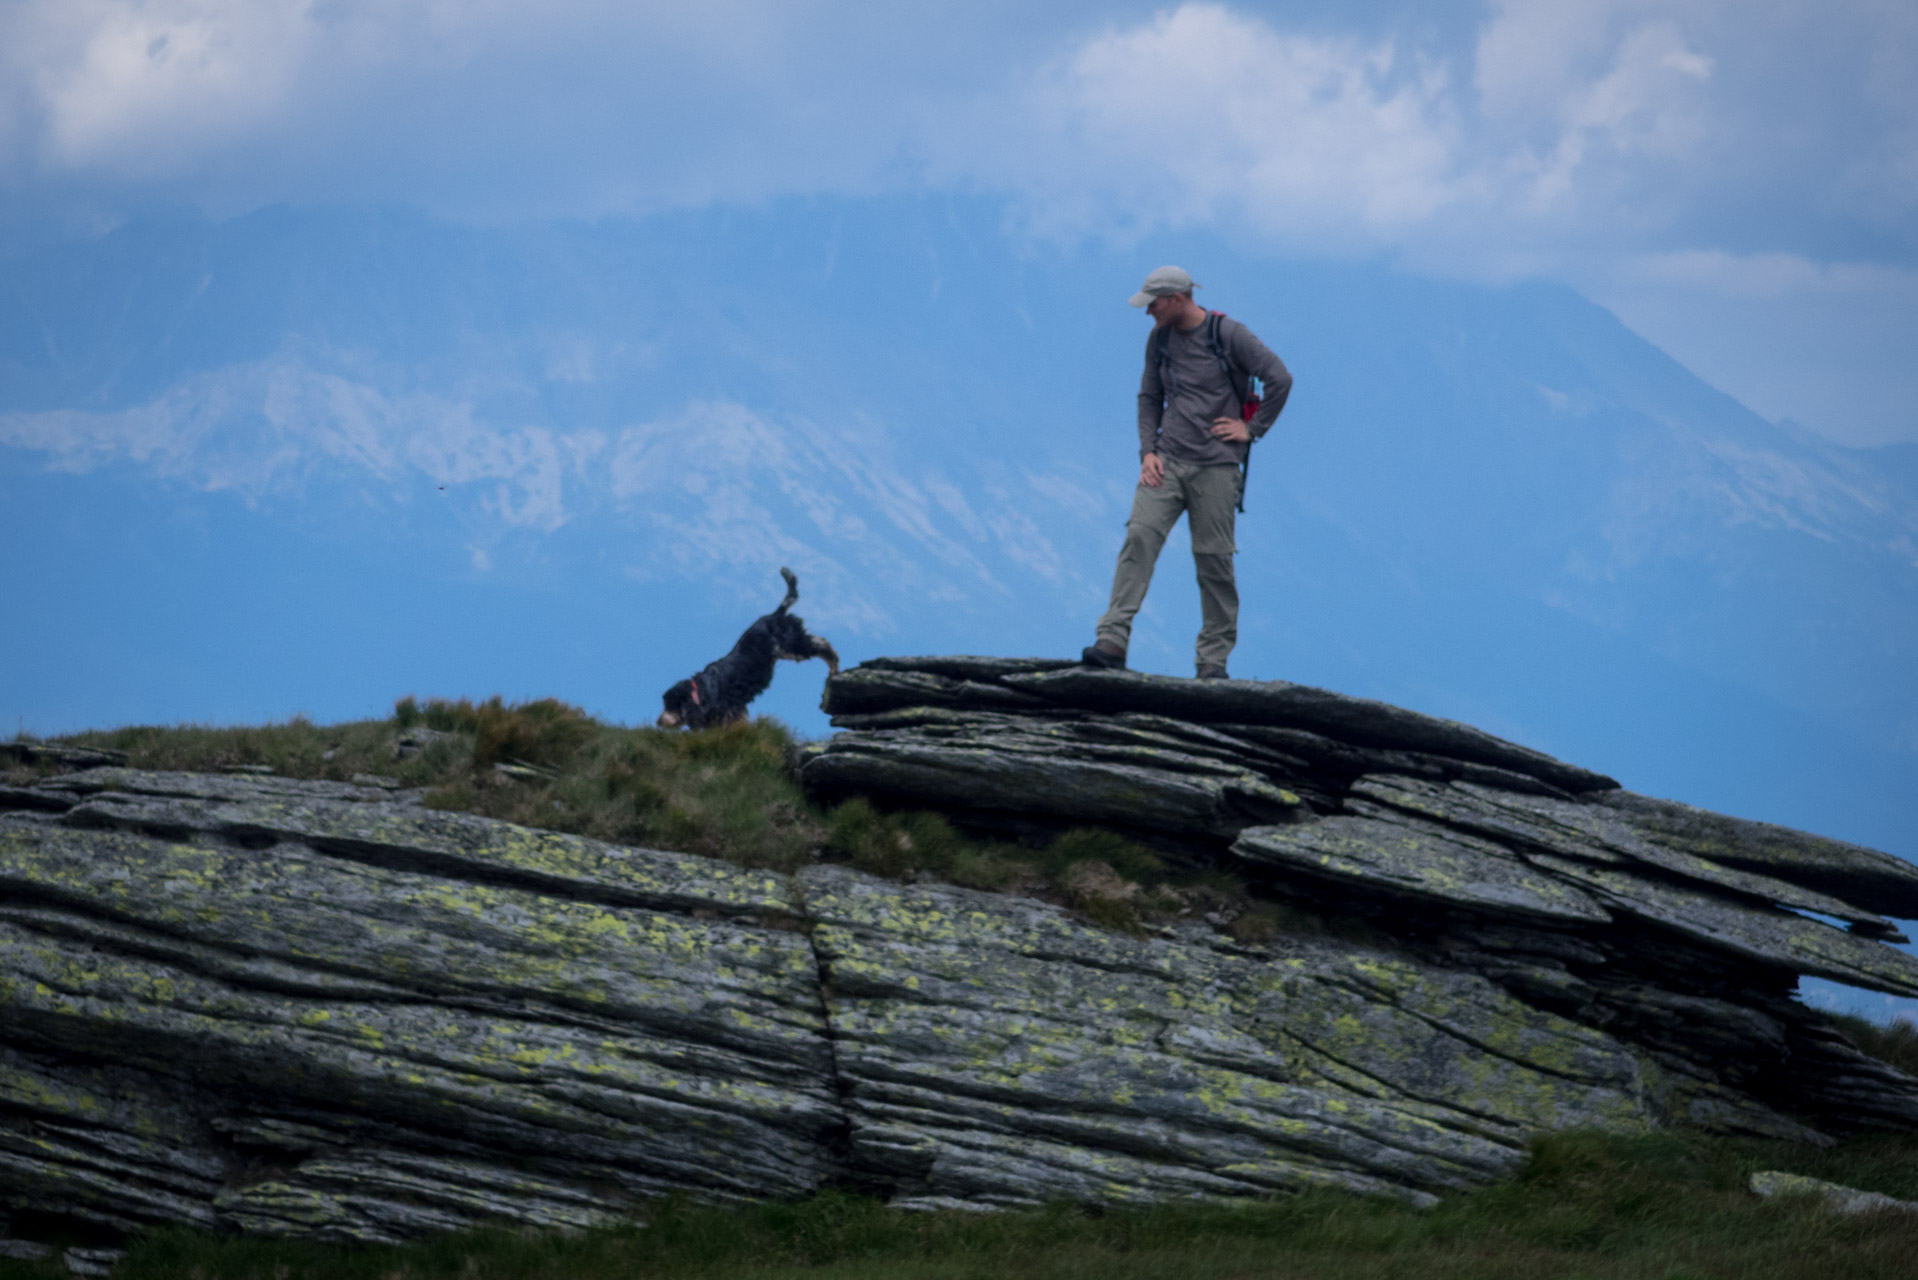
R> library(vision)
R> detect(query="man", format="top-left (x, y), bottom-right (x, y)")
top-left (1082, 265), bottom-right (1293, 679)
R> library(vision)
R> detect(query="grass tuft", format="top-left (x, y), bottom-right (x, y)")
top-left (1832, 1015), bottom-right (1918, 1078)
top-left (395, 696), bottom-right (598, 771)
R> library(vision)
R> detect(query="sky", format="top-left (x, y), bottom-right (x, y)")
top-left (2, 2), bottom-right (1916, 1018)
top-left (2, 0), bottom-right (1916, 446)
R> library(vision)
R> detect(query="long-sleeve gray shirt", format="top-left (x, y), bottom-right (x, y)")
top-left (1138, 313), bottom-right (1293, 465)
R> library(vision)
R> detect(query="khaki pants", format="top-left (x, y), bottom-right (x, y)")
top-left (1095, 456), bottom-right (1240, 669)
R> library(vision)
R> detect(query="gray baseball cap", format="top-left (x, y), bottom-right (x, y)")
top-left (1129, 265), bottom-right (1199, 307)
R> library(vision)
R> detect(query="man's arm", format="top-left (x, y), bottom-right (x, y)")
top-left (1226, 321), bottom-right (1293, 440)
top-left (1137, 328), bottom-right (1166, 457)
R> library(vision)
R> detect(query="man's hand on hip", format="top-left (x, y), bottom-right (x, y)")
top-left (1140, 452), bottom-right (1164, 487)
top-left (1209, 417), bottom-right (1251, 444)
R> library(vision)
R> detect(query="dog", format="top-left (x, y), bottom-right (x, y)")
top-left (657, 567), bottom-right (841, 729)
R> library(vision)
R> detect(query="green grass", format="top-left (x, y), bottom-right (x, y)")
top-left (5, 1130), bottom-right (1918, 1280)
top-left (33, 700), bottom-right (821, 871)
top-left (1831, 1015), bottom-right (1918, 1077)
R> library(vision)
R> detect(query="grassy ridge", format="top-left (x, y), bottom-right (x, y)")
top-left (6, 1132), bottom-right (1918, 1279)
top-left (33, 698), bottom-right (1292, 938)
top-left (36, 700), bottom-right (820, 869)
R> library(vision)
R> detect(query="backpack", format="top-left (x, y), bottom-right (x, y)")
top-left (1151, 310), bottom-right (1262, 512)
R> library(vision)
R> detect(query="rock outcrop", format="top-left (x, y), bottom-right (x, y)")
top-left (2, 658), bottom-right (1916, 1247)
top-left (801, 659), bottom-right (1918, 1137)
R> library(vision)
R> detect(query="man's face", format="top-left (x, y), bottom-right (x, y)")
top-left (1146, 291), bottom-right (1190, 328)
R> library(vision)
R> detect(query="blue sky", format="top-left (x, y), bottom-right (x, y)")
top-left (3, 0), bottom-right (1915, 446)
top-left (2, 3), bottom-right (1916, 1018)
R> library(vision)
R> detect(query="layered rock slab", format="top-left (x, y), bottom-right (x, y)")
top-left (801, 656), bottom-right (1918, 1136)
top-left (0, 772), bottom-right (842, 1244)
top-left (800, 865), bottom-right (1653, 1209)
top-left (0, 764), bottom-right (1687, 1242)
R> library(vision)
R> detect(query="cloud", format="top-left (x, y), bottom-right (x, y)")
top-left (976, 5), bottom-right (1465, 246)
top-left (25, 0), bottom-right (314, 176)
top-left (0, 0), bottom-right (1098, 218)
top-left (903, 0), bottom-right (1917, 296)
top-left (1622, 250), bottom-right (1918, 301)
top-left (4, 2), bottom-right (1916, 445)
top-left (4, 1), bottom-right (1913, 265)
top-left (1492, 15), bottom-right (1719, 215)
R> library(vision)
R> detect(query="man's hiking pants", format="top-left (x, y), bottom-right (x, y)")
top-left (1095, 456), bottom-right (1240, 670)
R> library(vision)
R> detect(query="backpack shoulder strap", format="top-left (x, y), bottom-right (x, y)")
top-left (1205, 311), bottom-right (1243, 384)
top-left (1149, 321), bottom-right (1171, 393)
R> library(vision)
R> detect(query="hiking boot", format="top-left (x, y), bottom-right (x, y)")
top-left (1081, 639), bottom-right (1127, 670)
top-left (1195, 663), bottom-right (1229, 680)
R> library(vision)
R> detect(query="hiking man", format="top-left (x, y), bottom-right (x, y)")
top-left (1082, 266), bottom-right (1293, 680)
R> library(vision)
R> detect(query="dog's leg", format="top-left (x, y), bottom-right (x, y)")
top-left (776, 632), bottom-right (840, 675)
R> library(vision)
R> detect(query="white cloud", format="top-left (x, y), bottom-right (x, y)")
top-left (983, 5), bottom-right (1465, 246)
top-left (1622, 250), bottom-right (1918, 301)
top-left (20, 0), bottom-right (314, 175)
top-left (1511, 18), bottom-right (1718, 212)
top-left (0, 0), bottom-right (1084, 217)
top-left (3, 2), bottom-right (1916, 444)
top-left (5, 0), bottom-right (1913, 262)
top-left (927, 1), bottom-right (1914, 279)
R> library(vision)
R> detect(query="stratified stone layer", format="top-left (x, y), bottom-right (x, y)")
top-left (4, 656), bottom-right (1917, 1246)
top-left (802, 865), bottom-right (1650, 1209)
top-left (801, 658), bottom-right (1918, 1139)
top-left (0, 771), bottom-right (839, 1244)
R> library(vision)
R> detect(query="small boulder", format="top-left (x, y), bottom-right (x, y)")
top-left (1749, 1170), bottom-right (1918, 1216)
top-left (63, 1247), bottom-right (126, 1277)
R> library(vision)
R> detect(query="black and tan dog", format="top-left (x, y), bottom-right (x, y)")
top-left (657, 568), bottom-right (840, 729)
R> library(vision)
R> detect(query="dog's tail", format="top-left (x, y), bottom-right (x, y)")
top-left (777, 566), bottom-right (799, 614)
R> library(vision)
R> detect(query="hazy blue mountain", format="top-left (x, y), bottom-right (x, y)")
top-left (3, 199), bottom-right (1914, 900)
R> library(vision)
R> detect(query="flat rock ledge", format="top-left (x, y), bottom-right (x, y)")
top-left (1, 660), bottom-right (1915, 1248)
